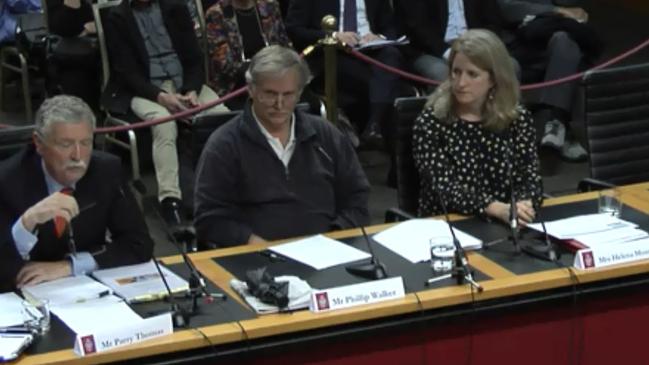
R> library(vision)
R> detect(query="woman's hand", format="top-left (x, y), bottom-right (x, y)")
top-left (486, 200), bottom-right (536, 226)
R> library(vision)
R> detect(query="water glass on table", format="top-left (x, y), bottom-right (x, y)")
top-left (429, 236), bottom-right (455, 273)
top-left (598, 189), bottom-right (623, 217)
top-left (22, 298), bottom-right (50, 335)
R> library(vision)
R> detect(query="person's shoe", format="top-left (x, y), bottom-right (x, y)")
top-left (560, 139), bottom-right (588, 162)
top-left (360, 121), bottom-right (384, 150)
top-left (540, 119), bottom-right (566, 150)
top-left (160, 197), bottom-right (183, 226)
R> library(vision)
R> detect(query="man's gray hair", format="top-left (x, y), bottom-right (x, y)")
top-left (245, 45), bottom-right (312, 89)
top-left (35, 95), bottom-right (96, 137)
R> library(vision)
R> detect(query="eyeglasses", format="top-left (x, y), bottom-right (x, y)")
top-left (255, 90), bottom-right (300, 106)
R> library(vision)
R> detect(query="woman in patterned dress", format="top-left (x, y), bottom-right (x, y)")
top-left (412, 29), bottom-right (543, 225)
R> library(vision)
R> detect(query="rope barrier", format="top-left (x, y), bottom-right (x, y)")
top-left (94, 87), bottom-right (247, 134)
top-left (2, 38), bottom-right (649, 133)
top-left (345, 37), bottom-right (649, 91)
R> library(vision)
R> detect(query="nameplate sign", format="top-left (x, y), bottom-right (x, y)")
top-left (574, 238), bottom-right (649, 270)
top-left (309, 277), bottom-right (405, 313)
top-left (73, 313), bottom-right (172, 356)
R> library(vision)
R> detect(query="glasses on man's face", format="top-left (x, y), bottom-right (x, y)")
top-left (256, 90), bottom-right (299, 106)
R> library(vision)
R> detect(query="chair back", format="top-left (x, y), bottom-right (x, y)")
top-left (393, 96), bottom-right (427, 215)
top-left (192, 0), bottom-right (210, 83)
top-left (0, 125), bottom-right (34, 160)
top-left (191, 111), bottom-right (241, 167)
top-left (582, 62), bottom-right (649, 185)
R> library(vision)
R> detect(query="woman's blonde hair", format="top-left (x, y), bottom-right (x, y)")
top-left (426, 29), bottom-right (520, 131)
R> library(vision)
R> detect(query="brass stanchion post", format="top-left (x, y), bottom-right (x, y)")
top-left (321, 15), bottom-right (338, 125)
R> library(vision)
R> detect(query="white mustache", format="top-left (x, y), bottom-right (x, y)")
top-left (65, 161), bottom-right (87, 170)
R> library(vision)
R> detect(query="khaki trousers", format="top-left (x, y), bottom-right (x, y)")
top-left (131, 80), bottom-right (228, 200)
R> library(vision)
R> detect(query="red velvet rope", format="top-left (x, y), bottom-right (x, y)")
top-left (2, 38), bottom-right (649, 132)
top-left (345, 37), bottom-right (649, 91)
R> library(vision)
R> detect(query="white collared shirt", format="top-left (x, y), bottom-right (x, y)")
top-left (444, 0), bottom-right (468, 44)
top-left (339, 0), bottom-right (371, 36)
top-left (252, 109), bottom-right (297, 168)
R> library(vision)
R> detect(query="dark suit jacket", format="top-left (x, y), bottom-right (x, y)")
top-left (285, 0), bottom-right (399, 51)
top-left (102, 0), bottom-right (204, 114)
top-left (395, 0), bottom-right (504, 58)
top-left (0, 147), bottom-right (154, 292)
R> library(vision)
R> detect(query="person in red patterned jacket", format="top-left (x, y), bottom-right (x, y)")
top-left (205, 0), bottom-right (291, 109)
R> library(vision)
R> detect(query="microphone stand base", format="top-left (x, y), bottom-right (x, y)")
top-left (520, 239), bottom-right (559, 262)
top-left (346, 262), bottom-right (388, 280)
top-left (482, 237), bottom-right (522, 255)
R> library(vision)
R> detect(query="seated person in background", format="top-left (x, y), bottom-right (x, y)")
top-left (47, 0), bottom-right (100, 110)
top-left (205, 0), bottom-right (291, 110)
top-left (103, 0), bottom-right (228, 225)
top-left (0, 95), bottom-right (154, 292)
top-left (0, 0), bottom-right (40, 44)
top-left (394, 0), bottom-right (504, 84)
top-left (413, 29), bottom-right (543, 225)
top-left (499, 0), bottom-right (594, 162)
top-left (285, 0), bottom-right (404, 148)
top-left (194, 45), bottom-right (370, 248)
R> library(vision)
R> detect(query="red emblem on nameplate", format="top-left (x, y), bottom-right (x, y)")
top-left (316, 292), bottom-right (330, 310)
top-left (81, 335), bottom-right (97, 354)
top-left (582, 251), bottom-right (595, 269)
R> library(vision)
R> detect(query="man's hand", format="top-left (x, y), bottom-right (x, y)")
top-left (21, 192), bottom-right (79, 233)
top-left (556, 7), bottom-right (588, 22)
top-left (63, 0), bottom-right (81, 9)
top-left (157, 92), bottom-right (187, 113)
top-left (80, 21), bottom-right (96, 36)
top-left (16, 261), bottom-right (72, 288)
top-left (335, 31), bottom-right (360, 46)
top-left (178, 91), bottom-right (199, 107)
top-left (359, 32), bottom-right (381, 46)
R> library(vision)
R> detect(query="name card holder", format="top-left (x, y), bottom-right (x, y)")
top-left (310, 277), bottom-right (405, 313)
top-left (574, 238), bottom-right (649, 270)
top-left (74, 313), bottom-right (173, 356)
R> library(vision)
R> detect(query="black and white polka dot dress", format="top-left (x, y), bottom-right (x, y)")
top-left (412, 106), bottom-right (543, 217)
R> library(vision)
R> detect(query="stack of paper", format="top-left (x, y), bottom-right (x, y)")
top-left (22, 276), bottom-right (112, 307)
top-left (372, 219), bottom-right (482, 264)
top-left (0, 334), bottom-right (33, 361)
top-left (527, 213), bottom-right (648, 249)
top-left (0, 293), bottom-right (28, 328)
top-left (269, 235), bottom-right (371, 270)
top-left (51, 295), bottom-right (143, 335)
top-left (92, 261), bottom-right (189, 303)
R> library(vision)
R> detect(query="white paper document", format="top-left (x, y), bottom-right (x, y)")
top-left (527, 213), bottom-right (638, 240)
top-left (22, 276), bottom-right (112, 307)
top-left (0, 293), bottom-right (27, 328)
top-left (372, 219), bottom-right (482, 264)
top-left (92, 261), bottom-right (189, 303)
top-left (269, 235), bottom-right (371, 270)
top-left (0, 334), bottom-right (33, 361)
top-left (356, 35), bottom-right (409, 50)
top-left (51, 295), bottom-right (143, 335)
top-left (572, 227), bottom-right (649, 249)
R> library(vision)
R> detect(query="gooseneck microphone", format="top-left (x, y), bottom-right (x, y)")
top-left (152, 211), bottom-right (226, 328)
top-left (151, 257), bottom-right (190, 328)
top-left (430, 187), bottom-right (483, 292)
top-left (339, 214), bottom-right (388, 280)
top-left (503, 124), bottom-right (558, 262)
